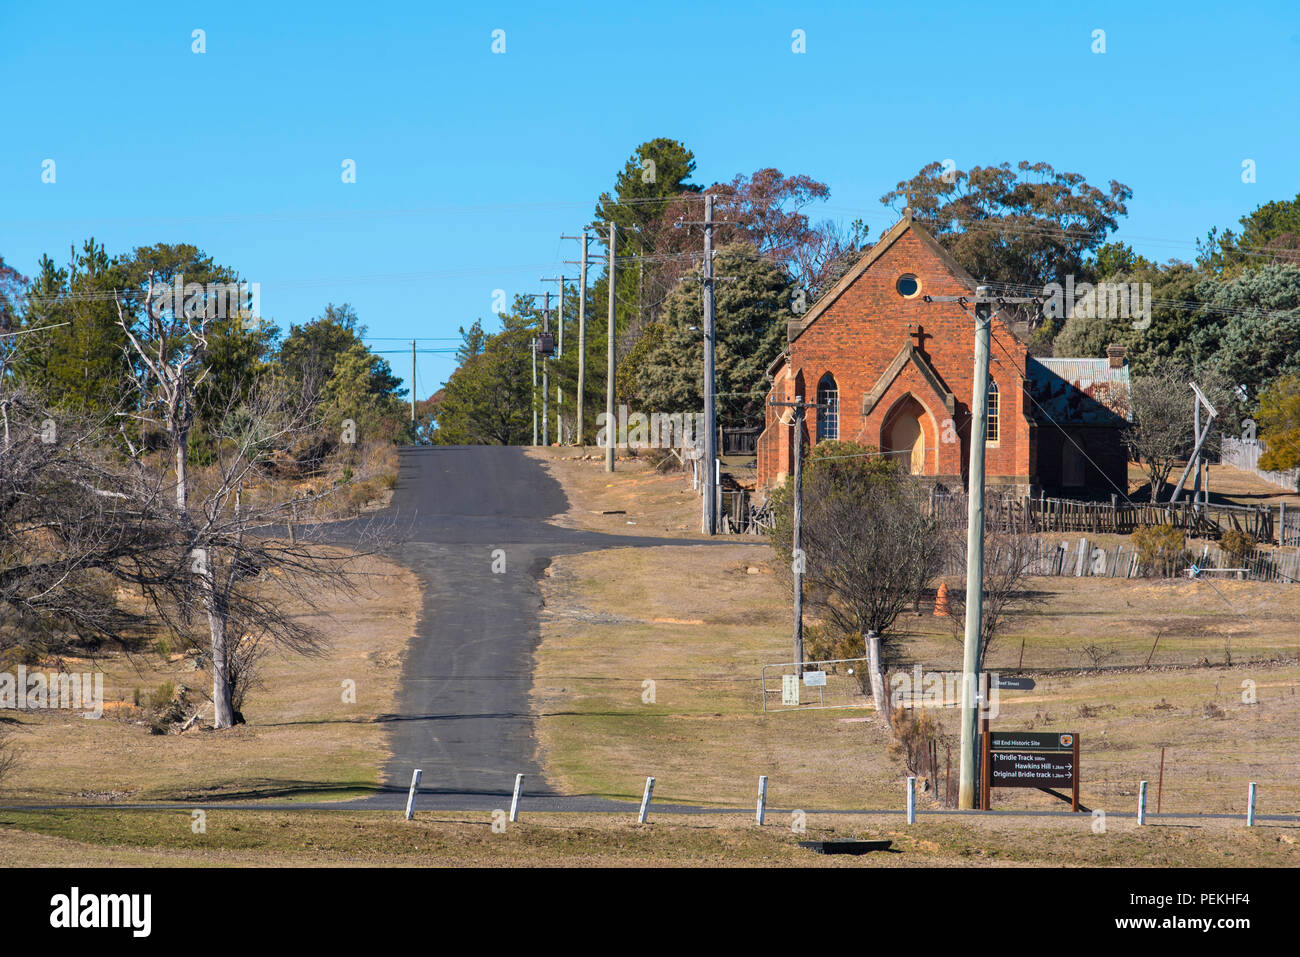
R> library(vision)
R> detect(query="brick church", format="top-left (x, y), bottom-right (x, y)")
top-left (756, 211), bottom-right (1132, 497)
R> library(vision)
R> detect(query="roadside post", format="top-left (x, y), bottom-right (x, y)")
top-left (1247, 782), bottom-right (1257, 827)
top-left (404, 768), bottom-right (422, 821)
top-left (509, 773), bottom-right (524, 823)
top-left (1138, 780), bottom-right (1148, 825)
top-left (637, 776), bottom-right (655, 824)
top-left (906, 776), bottom-right (916, 824)
top-left (756, 776), bottom-right (768, 825)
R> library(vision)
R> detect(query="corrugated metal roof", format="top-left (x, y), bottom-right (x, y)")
top-left (1028, 357), bottom-right (1131, 425)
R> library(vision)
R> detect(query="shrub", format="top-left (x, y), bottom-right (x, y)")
top-left (1219, 528), bottom-right (1256, 565)
top-left (1132, 524), bottom-right (1189, 577)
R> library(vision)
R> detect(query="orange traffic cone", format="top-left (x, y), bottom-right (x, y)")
top-left (934, 580), bottom-right (950, 617)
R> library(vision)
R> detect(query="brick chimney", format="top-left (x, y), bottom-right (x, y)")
top-left (1106, 343), bottom-right (1126, 369)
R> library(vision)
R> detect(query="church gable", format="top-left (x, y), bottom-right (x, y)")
top-left (787, 209), bottom-right (979, 345)
top-left (862, 343), bottom-right (957, 418)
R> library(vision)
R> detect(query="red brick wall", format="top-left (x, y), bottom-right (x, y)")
top-left (757, 227), bottom-right (1032, 490)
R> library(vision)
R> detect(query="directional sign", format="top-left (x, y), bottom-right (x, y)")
top-left (990, 750), bottom-right (1075, 788)
top-left (990, 731), bottom-right (1074, 752)
top-left (990, 675), bottom-right (1036, 691)
top-left (983, 729), bottom-right (1081, 810)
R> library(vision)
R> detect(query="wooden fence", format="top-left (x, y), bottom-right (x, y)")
top-left (930, 490), bottom-right (1286, 543)
top-left (941, 534), bottom-right (1300, 584)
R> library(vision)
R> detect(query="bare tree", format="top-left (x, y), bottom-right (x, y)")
top-left (1125, 367), bottom-right (1231, 501)
top-left (771, 444), bottom-right (947, 661)
top-left (1, 381), bottom-right (186, 660)
top-left (113, 278), bottom-right (385, 728)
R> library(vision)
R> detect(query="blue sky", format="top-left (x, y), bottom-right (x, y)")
top-left (3, 1), bottom-right (1298, 399)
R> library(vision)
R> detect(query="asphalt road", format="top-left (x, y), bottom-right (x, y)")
top-left (348, 445), bottom-right (727, 811)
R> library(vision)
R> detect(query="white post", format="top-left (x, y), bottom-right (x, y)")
top-left (509, 773), bottom-right (524, 823)
top-left (637, 776), bottom-right (655, 824)
top-left (404, 768), bottom-right (422, 821)
top-left (756, 775), bottom-right (768, 825)
top-left (1138, 780), bottom-right (1148, 825)
top-left (1247, 782), bottom-right (1257, 827)
top-left (866, 630), bottom-right (884, 713)
top-left (906, 775), bottom-right (917, 824)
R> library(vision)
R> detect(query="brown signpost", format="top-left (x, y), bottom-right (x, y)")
top-left (981, 729), bottom-right (1081, 811)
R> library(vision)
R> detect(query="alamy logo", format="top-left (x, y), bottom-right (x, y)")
top-left (149, 274), bottom-right (259, 323)
top-left (595, 404), bottom-right (706, 450)
top-left (1042, 275), bottom-right (1152, 331)
top-left (889, 665), bottom-right (1001, 718)
top-left (49, 888), bottom-right (151, 937)
top-left (0, 666), bottom-right (103, 718)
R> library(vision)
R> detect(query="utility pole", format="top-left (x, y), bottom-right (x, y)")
top-left (518, 292), bottom-right (546, 449)
top-left (769, 394), bottom-right (823, 669)
top-left (542, 273), bottom-right (576, 443)
top-left (674, 196), bottom-right (725, 533)
top-left (542, 291), bottom-right (550, 447)
top-left (958, 286), bottom-right (993, 810)
top-left (606, 221), bottom-right (616, 472)
top-left (564, 234), bottom-right (600, 446)
top-left (411, 339), bottom-right (416, 426)
top-left (703, 194), bottom-right (717, 534)
top-left (1169, 382), bottom-right (1218, 504)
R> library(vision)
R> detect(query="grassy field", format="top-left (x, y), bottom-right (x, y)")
top-left (0, 553), bottom-right (420, 805)
top-left (1128, 461), bottom-right (1300, 508)
top-left (1, 808), bottom-right (1295, 867)
top-left (528, 448), bottom-right (1300, 822)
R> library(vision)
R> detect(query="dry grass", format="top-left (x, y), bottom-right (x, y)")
top-left (0, 552), bottom-right (419, 805)
top-left (0, 808), bottom-right (1294, 867)
top-left (1129, 461), bottom-right (1300, 508)
top-left (527, 446), bottom-right (711, 537)
top-left (532, 454), bottom-right (1300, 821)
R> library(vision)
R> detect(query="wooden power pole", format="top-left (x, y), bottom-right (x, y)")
top-left (702, 194), bottom-right (717, 535)
top-left (562, 233), bottom-right (598, 446)
top-left (958, 286), bottom-right (993, 809)
top-left (606, 221), bottom-right (616, 472)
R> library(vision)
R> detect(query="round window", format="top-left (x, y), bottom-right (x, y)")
top-left (897, 274), bottom-right (920, 297)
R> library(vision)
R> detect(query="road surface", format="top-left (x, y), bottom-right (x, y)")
top-left (351, 445), bottom-right (724, 811)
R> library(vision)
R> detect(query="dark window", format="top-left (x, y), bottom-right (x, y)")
top-left (897, 274), bottom-right (920, 297)
top-left (817, 374), bottom-right (839, 441)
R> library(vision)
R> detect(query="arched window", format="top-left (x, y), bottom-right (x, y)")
top-left (816, 374), bottom-right (839, 441)
top-left (986, 380), bottom-right (1000, 443)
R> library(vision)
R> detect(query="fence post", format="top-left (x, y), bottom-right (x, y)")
top-left (866, 631), bottom-right (885, 713)
top-left (1247, 782), bottom-right (1257, 827)
top-left (404, 768), bottom-right (422, 821)
top-left (637, 776), bottom-right (655, 824)
top-left (1137, 780), bottom-right (1148, 825)
top-left (756, 775), bottom-right (768, 825)
top-left (906, 775), bottom-right (916, 824)
top-left (509, 773), bottom-right (524, 822)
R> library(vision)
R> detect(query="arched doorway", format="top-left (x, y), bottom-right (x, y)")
top-left (883, 396), bottom-right (929, 474)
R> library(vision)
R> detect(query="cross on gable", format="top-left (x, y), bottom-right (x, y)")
top-left (909, 323), bottom-right (932, 353)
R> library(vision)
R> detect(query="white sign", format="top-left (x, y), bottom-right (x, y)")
top-left (782, 674), bottom-right (800, 706)
top-left (803, 671), bottom-right (827, 687)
